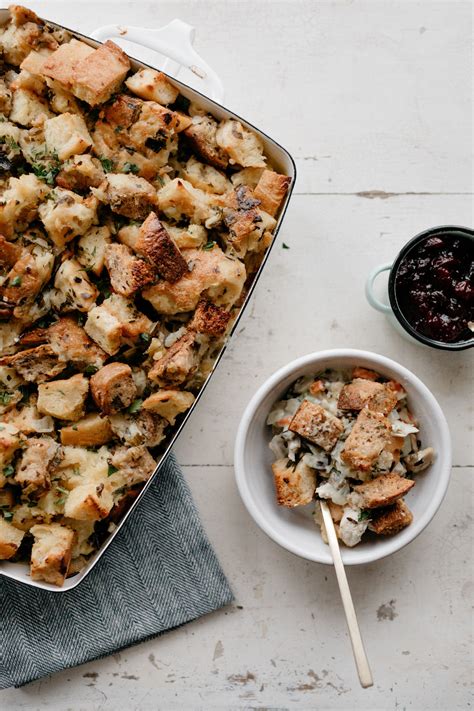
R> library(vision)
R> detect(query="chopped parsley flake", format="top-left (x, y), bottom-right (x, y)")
top-left (127, 398), bottom-right (143, 414)
top-left (99, 157), bottom-right (114, 172)
top-left (122, 162), bottom-right (139, 174)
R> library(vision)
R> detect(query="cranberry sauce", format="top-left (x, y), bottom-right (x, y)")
top-left (394, 233), bottom-right (474, 343)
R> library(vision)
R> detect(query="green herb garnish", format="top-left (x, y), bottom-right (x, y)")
top-left (282, 242), bottom-right (290, 250)
top-left (9, 276), bottom-right (21, 287)
top-left (3, 511), bottom-right (13, 521)
top-left (0, 391), bottom-right (11, 405)
top-left (56, 485), bottom-right (69, 495)
top-left (122, 162), bottom-right (139, 174)
top-left (139, 332), bottom-right (150, 343)
top-left (127, 398), bottom-right (143, 414)
top-left (3, 465), bottom-right (14, 477)
top-left (358, 510), bottom-right (371, 521)
top-left (108, 464), bottom-right (118, 477)
top-left (99, 157), bottom-right (114, 172)
top-left (203, 241), bottom-right (216, 251)
top-left (84, 365), bottom-right (98, 375)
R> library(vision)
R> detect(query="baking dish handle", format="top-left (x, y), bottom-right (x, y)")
top-left (90, 20), bottom-right (224, 104)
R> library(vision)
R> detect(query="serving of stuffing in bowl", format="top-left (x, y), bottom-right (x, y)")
top-left (267, 367), bottom-right (435, 548)
top-left (0, 5), bottom-right (291, 586)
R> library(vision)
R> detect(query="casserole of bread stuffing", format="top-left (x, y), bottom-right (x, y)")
top-left (0, 5), bottom-right (291, 586)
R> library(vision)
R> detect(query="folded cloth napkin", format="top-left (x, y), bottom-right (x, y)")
top-left (0, 452), bottom-right (233, 689)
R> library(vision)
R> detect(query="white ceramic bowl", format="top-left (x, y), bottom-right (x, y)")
top-left (234, 349), bottom-right (452, 565)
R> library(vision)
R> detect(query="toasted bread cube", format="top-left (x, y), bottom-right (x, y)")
top-left (0, 174), bottom-right (50, 238)
top-left (64, 482), bottom-right (113, 521)
top-left (20, 48), bottom-right (52, 75)
top-left (272, 457), bottom-right (316, 507)
top-left (148, 331), bottom-right (199, 386)
top-left (40, 39), bottom-right (95, 86)
top-left (136, 212), bottom-right (188, 282)
top-left (37, 373), bottom-right (89, 421)
top-left (56, 154), bottom-right (105, 192)
top-left (30, 523), bottom-right (75, 585)
top-left (352, 367), bottom-right (380, 381)
top-left (231, 167), bottom-right (265, 189)
top-left (75, 225), bottom-right (110, 277)
top-left (10, 67), bottom-right (47, 95)
top-left (52, 258), bottom-right (98, 312)
top-left (0, 517), bottom-right (24, 560)
top-left (338, 379), bottom-right (386, 411)
top-left (100, 293), bottom-right (153, 341)
top-left (90, 362), bottom-right (137, 414)
top-left (253, 169), bottom-right (291, 216)
top-left (46, 79), bottom-right (82, 115)
top-left (38, 189), bottom-right (97, 249)
top-left (0, 422), bottom-right (22, 475)
top-left (111, 445), bottom-right (156, 487)
top-left (366, 385), bottom-right (398, 416)
top-left (44, 112), bottom-right (92, 160)
top-left (84, 304), bottom-right (122, 355)
top-left (216, 119), bottom-right (266, 168)
top-left (182, 156), bottom-right (230, 195)
top-left (125, 68), bottom-right (179, 104)
top-left (142, 389), bottom-right (195, 425)
top-left (157, 178), bottom-right (211, 224)
top-left (70, 40), bottom-right (130, 106)
top-left (95, 173), bottom-right (158, 220)
top-left (289, 400), bottom-right (343, 452)
top-left (109, 410), bottom-right (166, 447)
top-left (0, 77), bottom-right (12, 115)
top-left (60, 413), bottom-right (112, 446)
top-left (47, 317), bottom-right (107, 370)
top-left (184, 115), bottom-right (228, 169)
top-left (368, 499), bottom-right (413, 534)
top-left (1, 344), bottom-right (66, 383)
top-left (14, 436), bottom-right (59, 491)
top-left (341, 409), bottom-right (392, 471)
top-left (164, 222), bottom-right (207, 250)
top-left (189, 299), bottom-right (231, 337)
top-left (142, 246), bottom-right (246, 315)
top-left (9, 88), bottom-right (53, 126)
top-left (352, 473), bottom-right (415, 509)
top-left (0, 10), bottom-right (51, 66)
top-left (223, 185), bottom-right (277, 256)
top-left (2, 249), bottom-right (54, 307)
top-left (103, 93), bottom-right (142, 127)
top-left (117, 223), bottom-right (140, 250)
top-left (104, 243), bottom-right (155, 297)
top-left (0, 236), bottom-right (23, 273)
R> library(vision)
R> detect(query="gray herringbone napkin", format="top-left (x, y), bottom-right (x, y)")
top-left (0, 453), bottom-right (233, 689)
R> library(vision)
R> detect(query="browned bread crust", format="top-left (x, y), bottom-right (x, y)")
top-left (368, 499), bottom-right (413, 534)
top-left (189, 299), bottom-right (231, 337)
top-left (341, 408), bottom-right (391, 471)
top-left (136, 212), bottom-right (188, 282)
top-left (353, 473), bottom-right (415, 509)
top-left (90, 362), bottom-right (137, 414)
top-left (289, 400), bottom-right (343, 452)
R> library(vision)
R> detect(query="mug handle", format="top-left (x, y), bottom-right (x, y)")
top-left (365, 263), bottom-right (393, 314)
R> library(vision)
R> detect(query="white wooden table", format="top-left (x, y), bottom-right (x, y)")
top-left (2, 1), bottom-right (472, 709)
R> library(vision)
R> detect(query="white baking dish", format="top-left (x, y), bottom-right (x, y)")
top-left (0, 10), bottom-right (296, 591)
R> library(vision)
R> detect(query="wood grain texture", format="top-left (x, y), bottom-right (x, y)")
top-left (1, 1), bottom-right (472, 709)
